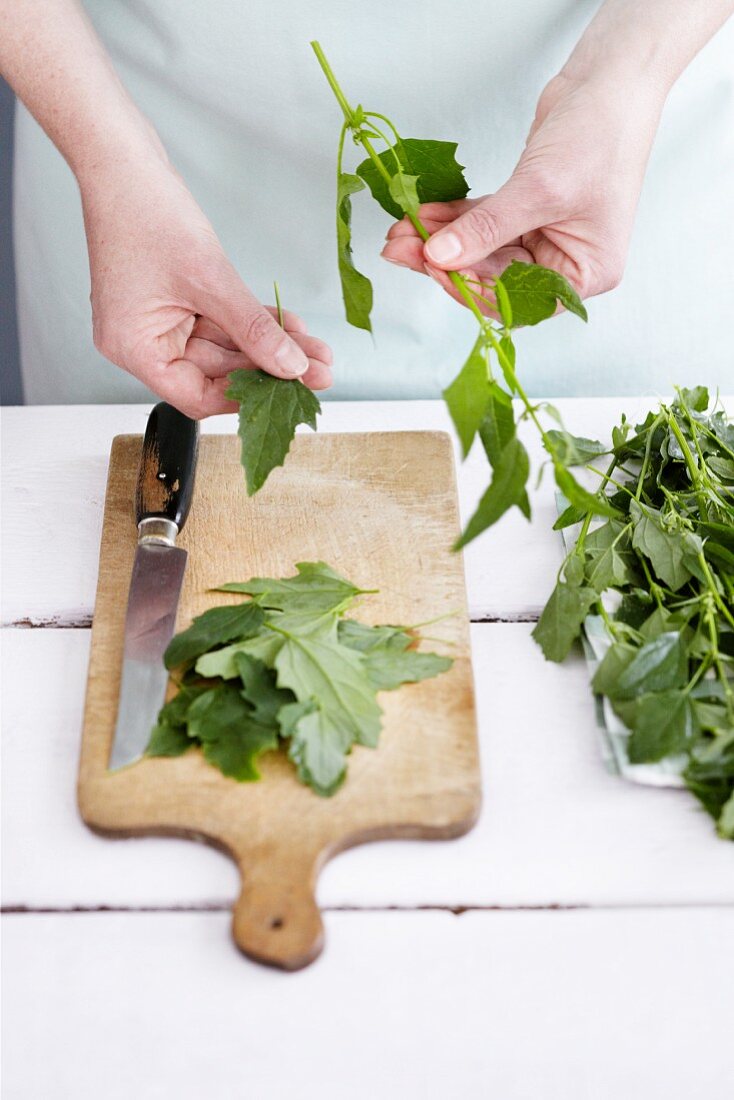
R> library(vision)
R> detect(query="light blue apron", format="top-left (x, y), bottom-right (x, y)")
top-left (13, 1), bottom-right (734, 404)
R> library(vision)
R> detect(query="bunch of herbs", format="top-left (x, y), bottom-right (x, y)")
top-left (532, 388), bottom-right (734, 838)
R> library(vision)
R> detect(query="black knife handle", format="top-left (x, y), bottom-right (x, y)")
top-left (135, 403), bottom-right (199, 531)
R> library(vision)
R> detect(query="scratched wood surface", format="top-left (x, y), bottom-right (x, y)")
top-left (78, 431), bottom-right (480, 969)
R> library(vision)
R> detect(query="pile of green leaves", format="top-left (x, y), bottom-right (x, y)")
top-left (146, 561), bottom-right (453, 796)
top-left (532, 388), bottom-right (734, 838)
top-left (312, 41), bottom-right (606, 550)
top-left (225, 285), bottom-right (321, 495)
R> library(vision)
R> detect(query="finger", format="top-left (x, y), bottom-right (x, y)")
top-left (381, 237), bottom-right (428, 274)
top-left (196, 270), bottom-right (309, 380)
top-left (140, 358), bottom-right (239, 419)
top-left (192, 307), bottom-right (307, 351)
top-left (424, 181), bottom-right (550, 270)
top-left (300, 360), bottom-right (333, 391)
top-left (185, 337), bottom-right (252, 377)
top-left (294, 333), bottom-right (333, 367)
top-left (417, 199), bottom-right (475, 221)
top-left (386, 214), bottom-right (458, 241)
top-left (264, 306), bottom-right (308, 334)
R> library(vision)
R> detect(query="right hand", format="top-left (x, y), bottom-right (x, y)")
top-left (80, 156), bottom-right (332, 418)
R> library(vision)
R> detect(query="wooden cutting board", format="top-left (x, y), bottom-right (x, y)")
top-left (78, 431), bottom-right (480, 969)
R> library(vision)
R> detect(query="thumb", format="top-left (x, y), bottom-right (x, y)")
top-left (198, 270), bottom-right (308, 380)
top-left (424, 179), bottom-right (545, 270)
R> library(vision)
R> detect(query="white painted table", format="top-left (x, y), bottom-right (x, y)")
top-left (2, 400), bottom-right (733, 1100)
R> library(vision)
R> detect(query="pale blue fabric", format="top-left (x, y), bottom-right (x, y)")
top-left (13, 1), bottom-right (734, 403)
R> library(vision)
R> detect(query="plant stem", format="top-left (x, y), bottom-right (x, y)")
top-left (273, 280), bottom-right (284, 328)
top-left (311, 41), bottom-right (355, 123)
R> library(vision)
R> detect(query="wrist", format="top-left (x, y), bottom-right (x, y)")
top-left (72, 113), bottom-right (170, 195)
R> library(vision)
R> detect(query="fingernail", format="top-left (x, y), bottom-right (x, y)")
top-left (275, 340), bottom-right (308, 377)
top-left (426, 232), bottom-right (461, 265)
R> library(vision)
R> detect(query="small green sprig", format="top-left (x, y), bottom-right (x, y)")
top-left (533, 387), bottom-right (734, 839)
top-left (312, 41), bottom-right (609, 548)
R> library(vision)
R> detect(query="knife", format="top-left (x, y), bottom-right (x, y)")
top-left (108, 403), bottom-right (199, 771)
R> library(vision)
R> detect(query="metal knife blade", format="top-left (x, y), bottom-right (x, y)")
top-left (108, 403), bottom-right (199, 770)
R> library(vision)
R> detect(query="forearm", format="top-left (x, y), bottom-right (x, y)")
top-left (0, 0), bottom-right (165, 185)
top-left (562, 0), bottom-right (734, 95)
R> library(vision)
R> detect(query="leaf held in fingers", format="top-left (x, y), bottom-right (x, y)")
top-left (226, 369), bottom-right (321, 495)
top-left (356, 138), bottom-right (469, 220)
top-left (336, 172), bottom-right (374, 331)
top-left (496, 261), bottom-right (588, 326)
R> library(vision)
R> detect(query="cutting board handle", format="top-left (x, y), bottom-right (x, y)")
top-left (232, 851), bottom-right (324, 971)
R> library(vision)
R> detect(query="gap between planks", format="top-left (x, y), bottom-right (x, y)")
top-left (3, 902), bottom-right (734, 916)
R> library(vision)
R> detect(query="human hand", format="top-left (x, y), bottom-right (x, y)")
top-left (80, 156), bottom-right (332, 418)
top-left (381, 69), bottom-right (666, 311)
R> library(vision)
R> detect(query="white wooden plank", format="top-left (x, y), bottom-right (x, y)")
top-left (3, 626), bottom-right (732, 910)
top-left (3, 907), bottom-right (732, 1100)
top-left (6, 397), bottom-right (725, 624)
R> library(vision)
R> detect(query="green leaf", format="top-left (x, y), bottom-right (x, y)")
top-left (553, 464), bottom-right (618, 519)
top-left (164, 603), bottom-right (265, 670)
top-left (627, 690), bottom-right (694, 762)
top-left (675, 386), bottom-right (709, 413)
top-left (336, 171), bottom-right (373, 331)
top-left (442, 337), bottom-right (490, 458)
top-left (708, 456), bottom-right (734, 481)
top-left (612, 632), bottom-right (688, 700)
top-left (274, 632), bottom-right (383, 748)
top-left (591, 642), bottom-right (637, 695)
top-left (356, 138), bottom-right (469, 220)
top-left (186, 685), bottom-right (278, 781)
top-left (195, 631), bottom-right (284, 679)
top-left (629, 500), bottom-right (694, 591)
top-left (455, 436), bottom-right (530, 549)
top-left (387, 172), bottom-right (420, 219)
top-left (146, 721), bottom-right (194, 758)
top-left (216, 561), bottom-right (364, 614)
top-left (496, 261), bottom-right (587, 327)
top-left (225, 369), bottom-right (321, 496)
top-left (553, 503), bottom-right (587, 530)
top-left (364, 648), bottom-right (453, 691)
top-left (583, 520), bottom-right (634, 592)
top-left (545, 430), bottom-right (607, 467)
top-left (532, 582), bottom-right (596, 662)
top-left (478, 380), bottom-right (515, 466)
top-left (234, 652), bottom-right (295, 724)
top-left (283, 704), bottom-right (352, 797)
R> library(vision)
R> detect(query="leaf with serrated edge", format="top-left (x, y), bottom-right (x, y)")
top-left (225, 369), bottom-right (320, 495)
